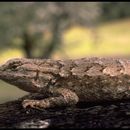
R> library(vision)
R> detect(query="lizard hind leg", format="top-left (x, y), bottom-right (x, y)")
top-left (22, 88), bottom-right (79, 109)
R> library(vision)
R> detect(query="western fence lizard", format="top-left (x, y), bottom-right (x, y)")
top-left (0, 57), bottom-right (130, 109)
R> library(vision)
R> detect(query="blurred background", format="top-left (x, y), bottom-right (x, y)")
top-left (0, 2), bottom-right (130, 103)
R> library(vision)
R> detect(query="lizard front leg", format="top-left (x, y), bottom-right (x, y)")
top-left (22, 88), bottom-right (79, 109)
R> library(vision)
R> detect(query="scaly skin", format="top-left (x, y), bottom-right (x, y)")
top-left (0, 57), bottom-right (130, 109)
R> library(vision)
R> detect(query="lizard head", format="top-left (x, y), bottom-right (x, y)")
top-left (0, 58), bottom-right (50, 93)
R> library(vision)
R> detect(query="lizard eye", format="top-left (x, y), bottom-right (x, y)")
top-left (12, 65), bottom-right (18, 69)
top-left (5, 59), bottom-right (23, 71)
top-left (10, 64), bottom-right (18, 70)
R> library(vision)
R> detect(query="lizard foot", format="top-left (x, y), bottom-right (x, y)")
top-left (22, 99), bottom-right (36, 109)
top-left (22, 99), bottom-right (40, 109)
top-left (22, 99), bottom-right (50, 109)
top-left (22, 88), bottom-right (79, 110)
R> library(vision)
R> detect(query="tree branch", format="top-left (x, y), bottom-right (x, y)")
top-left (0, 93), bottom-right (130, 128)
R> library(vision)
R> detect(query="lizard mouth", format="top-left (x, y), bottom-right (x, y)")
top-left (0, 71), bottom-right (40, 93)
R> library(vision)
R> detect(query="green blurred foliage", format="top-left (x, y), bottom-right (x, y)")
top-left (101, 2), bottom-right (130, 21)
top-left (0, 2), bottom-right (101, 58)
top-left (1, 2), bottom-right (130, 59)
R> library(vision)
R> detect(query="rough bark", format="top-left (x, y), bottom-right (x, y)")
top-left (1, 93), bottom-right (130, 128)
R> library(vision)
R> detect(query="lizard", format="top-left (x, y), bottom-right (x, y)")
top-left (0, 57), bottom-right (130, 110)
